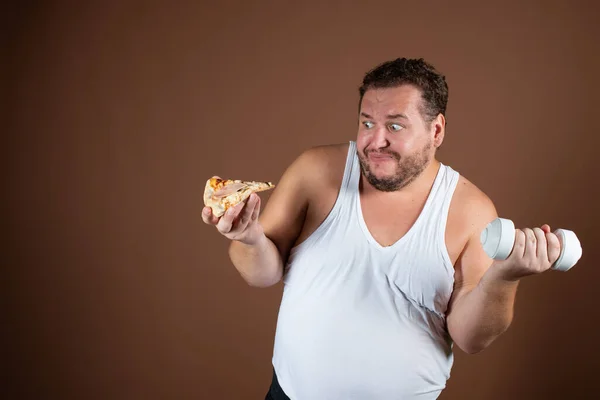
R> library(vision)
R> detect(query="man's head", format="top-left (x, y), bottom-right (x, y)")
top-left (356, 58), bottom-right (448, 192)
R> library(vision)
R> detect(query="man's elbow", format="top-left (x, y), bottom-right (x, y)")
top-left (453, 324), bottom-right (513, 355)
top-left (239, 268), bottom-right (283, 288)
top-left (456, 340), bottom-right (488, 355)
top-left (244, 274), bottom-right (282, 288)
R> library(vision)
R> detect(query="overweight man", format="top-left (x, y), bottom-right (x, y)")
top-left (202, 58), bottom-right (561, 399)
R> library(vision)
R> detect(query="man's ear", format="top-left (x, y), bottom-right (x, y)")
top-left (432, 113), bottom-right (446, 148)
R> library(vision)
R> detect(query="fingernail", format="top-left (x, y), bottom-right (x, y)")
top-left (203, 207), bottom-right (210, 215)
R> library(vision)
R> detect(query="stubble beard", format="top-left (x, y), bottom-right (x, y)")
top-left (357, 141), bottom-right (433, 192)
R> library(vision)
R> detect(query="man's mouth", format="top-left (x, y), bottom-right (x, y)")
top-left (368, 152), bottom-right (395, 161)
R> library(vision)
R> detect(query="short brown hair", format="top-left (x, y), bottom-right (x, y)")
top-left (358, 58), bottom-right (449, 123)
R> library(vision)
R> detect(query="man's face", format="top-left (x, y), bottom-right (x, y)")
top-left (356, 85), bottom-right (440, 192)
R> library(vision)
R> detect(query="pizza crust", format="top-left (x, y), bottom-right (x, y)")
top-left (204, 177), bottom-right (275, 217)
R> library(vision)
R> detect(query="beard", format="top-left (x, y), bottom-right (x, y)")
top-left (357, 141), bottom-right (433, 192)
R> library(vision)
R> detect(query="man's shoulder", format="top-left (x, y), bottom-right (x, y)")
top-left (297, 142), bottom-right (349, 165)
top-left (293, 142), bottom-right (350, 181)
top-left (453, 174), bottom-right (491, 205)
top-left (450, 173), bottom-right (498, 237)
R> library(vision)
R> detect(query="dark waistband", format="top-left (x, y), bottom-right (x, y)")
top-left (266, 368), bottom-right (290, 400)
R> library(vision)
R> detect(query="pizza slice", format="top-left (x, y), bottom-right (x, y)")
top-left (203, 177), bottom-right (275, 217)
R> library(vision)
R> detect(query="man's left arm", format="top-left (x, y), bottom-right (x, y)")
top-left (446, 194), bottom-right (562, 354)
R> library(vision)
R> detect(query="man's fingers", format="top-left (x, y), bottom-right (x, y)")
top-left (523, 228), bottom-right (537, 260)
top-left (512, 229), bottom-right (526, 258)
top-left (216, 203), bottom-right (240, 233)
top-left (202, 207), bottom-right (219, 225)
top-left (546, 231), bottom-right (562, 265)
top-left (533, 227), bottom-right (548, 264)
top-left (234, 194), bottom-right (258, 232)
top-left (201, 207), bottom-right (211, 224)
top-left (216, 211), bottom-right (234, 234)
top-left (251, 195), bottom-right (261, 221)
top-left (208, 193), bottom-right (261, 236)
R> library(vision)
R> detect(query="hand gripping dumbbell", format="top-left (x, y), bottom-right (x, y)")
top-left (480, 218), bottom-right (583, 271)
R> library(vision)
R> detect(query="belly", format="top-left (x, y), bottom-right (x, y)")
top-left (272, 285), bottom-right (453, 399)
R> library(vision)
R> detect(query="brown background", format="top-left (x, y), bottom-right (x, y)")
top-left (6, 1), bottom-right (600, 399)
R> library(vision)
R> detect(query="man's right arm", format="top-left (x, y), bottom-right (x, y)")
top-left (226, 149), bottom-right (317, 287)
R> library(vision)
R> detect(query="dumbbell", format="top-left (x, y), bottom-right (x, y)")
top-left (480, 218), bottom-right (583, 271)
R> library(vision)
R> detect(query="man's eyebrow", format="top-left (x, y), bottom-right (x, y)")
top-left (386, 113), bottom-right (409, 120)
top-left (360, 112), bottom-right (409, 120)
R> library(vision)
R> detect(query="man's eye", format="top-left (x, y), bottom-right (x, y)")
top-left (389, 123), bottom-right (403, 132)
top-left (363, 121), bottom-right (374, 128)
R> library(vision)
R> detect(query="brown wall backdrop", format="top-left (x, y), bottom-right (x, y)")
top-left (6, 1), bottom-right (600, 399)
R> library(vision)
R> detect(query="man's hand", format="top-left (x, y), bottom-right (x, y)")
top-left (490, 224), bottom-right (562, 282)
top-left (203, 178), bottom-right (285, 287)
top-left (202, 175), bottom-right (264, 245)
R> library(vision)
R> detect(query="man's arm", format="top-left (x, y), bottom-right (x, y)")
top-left (227, 148), bottom-right (318, 287)
top-left (445, 191), bottom-right (509, 354)
top-left (446, 189), bottom-right (561, 354)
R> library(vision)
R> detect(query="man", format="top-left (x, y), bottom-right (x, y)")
top-left (202, 58), bottom-right (562, 399)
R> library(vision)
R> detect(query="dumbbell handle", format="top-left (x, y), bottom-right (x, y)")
top-left (480, 218), bottom-right (583, 271)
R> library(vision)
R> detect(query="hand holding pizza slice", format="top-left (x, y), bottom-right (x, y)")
top-left (202, 176), bottom-right (276, 244)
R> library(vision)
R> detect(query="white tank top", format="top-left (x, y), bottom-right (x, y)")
top-left (271, 141), bottom-right (460, 399)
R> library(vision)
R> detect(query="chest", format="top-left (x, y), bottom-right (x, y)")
top-left (360, 195), bottom-right (424, 248)
top-left (298, 182), bottom-right (468, 269)
top-left (333, 192), bottom-right (467, 267)
top-left (287, 191), bottom-right (459, 317)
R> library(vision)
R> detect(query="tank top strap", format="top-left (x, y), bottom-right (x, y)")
top-left (340, 141), bottom-right (360, 196)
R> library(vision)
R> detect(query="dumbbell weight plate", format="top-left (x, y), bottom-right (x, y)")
top-left (551, 229), bottom-right (583, 271)
top-left (480, 218), bottom-right (515, 260)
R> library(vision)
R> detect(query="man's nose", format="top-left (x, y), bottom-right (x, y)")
top-left (371, 126), bottom-right (389, 148)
